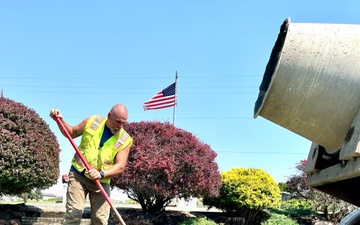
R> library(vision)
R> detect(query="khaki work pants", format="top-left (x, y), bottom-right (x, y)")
top-left (63, 170), bottom-right (110, 225)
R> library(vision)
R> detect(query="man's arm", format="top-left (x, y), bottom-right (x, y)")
top-left (58, 118), bottom-right (88, 139)
top-left (104, 145), bottom-right (131, 178)
top-left (88, 145), bottom-right (131, 180)
top-left (49, 109), bottom-right (88, 139)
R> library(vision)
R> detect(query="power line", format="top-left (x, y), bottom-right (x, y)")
top-left (58, 143), bottom-right (305, 155)
top-left (1, 75), bottom-right (261, 95)
top-left (218, 151), bottom-right (306, 155)
top-left (4, 90), bottom-right (256, 95)
top-left (0, 74), bottom-right (261, 80)
top-left (164, 116), bottom-right (252, 120)
top-left (1, 84), bottom-right (258, 89)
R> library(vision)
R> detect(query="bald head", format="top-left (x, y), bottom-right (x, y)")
top-left (106, 104), bottom-right (128, 134)
top-left (111, 104), bottom-right (128, 116)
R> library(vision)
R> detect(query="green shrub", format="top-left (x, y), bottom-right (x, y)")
top-left (281, 199), bottom-right (312, 210)
top-left (261, 213), bottom-right (299, 225)
top-left (203, 168), bottom-right (281, 224)
top-left (178, 216), bottom-right (218, 225)
top-left (280, 199), bottom-right (313, 217)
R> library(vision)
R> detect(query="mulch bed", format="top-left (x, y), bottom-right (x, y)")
top-left (0, 203), bottom-right (317, 225)
top-left (112, 208), bottom-right (246, 225)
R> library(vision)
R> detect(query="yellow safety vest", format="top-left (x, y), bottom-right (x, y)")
top-left (71, 115), bottom-right (133, 184)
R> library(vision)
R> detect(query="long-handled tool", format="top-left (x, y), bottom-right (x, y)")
top-left (54, 116), bottom-right (126, 225)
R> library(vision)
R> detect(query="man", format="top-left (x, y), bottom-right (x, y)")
top-left (50, 104), bottom-right (133, 225)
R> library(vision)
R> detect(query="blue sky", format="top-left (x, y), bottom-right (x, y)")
top-left (1, 1), bottom-right (359, 183)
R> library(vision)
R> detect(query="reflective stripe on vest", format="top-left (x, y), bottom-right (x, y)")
top-left (90, 116), bottom-right (106, 131)
top-left (73, 153), bottom-right (85, 169)
top-left (114, 131), bottom-right (130, 149)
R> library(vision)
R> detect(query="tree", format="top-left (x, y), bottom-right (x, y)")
top-left (286, 159), bottom-right (357, 222)
top-left (203, 168), bottom-right (281, 225)
top-left (0, 96), bottom-right (60, 195)
top-left (111, 121), bottom-right (222, 215)
top-left (286, 160), bottom-right (313, 199)
top-left (27, 188), bottom-right (43, 201)
top-left (277, 182), bottom-right (287, 192)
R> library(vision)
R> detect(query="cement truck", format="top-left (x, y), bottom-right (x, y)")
top-left (254, 18), bottom-right (360, 224)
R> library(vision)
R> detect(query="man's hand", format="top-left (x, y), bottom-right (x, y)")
top-left (87, 168), bottom-right (102, 180)
top-left (49, 109), bottom-right (63, 120)
top-left (62, 174), bottom-right (69, 183)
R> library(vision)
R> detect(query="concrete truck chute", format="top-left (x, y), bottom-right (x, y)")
top-left (254, 18), bottom-right (360, 209)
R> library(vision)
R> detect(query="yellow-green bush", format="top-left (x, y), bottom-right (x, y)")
top-left (203, 168), bottom-right (281, 224)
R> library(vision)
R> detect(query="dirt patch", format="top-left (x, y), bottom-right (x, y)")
top-left (0, 203), bottom-right (28, 225)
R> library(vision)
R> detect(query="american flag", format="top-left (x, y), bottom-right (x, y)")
top-left (143, 82), bottom-right (176, 110)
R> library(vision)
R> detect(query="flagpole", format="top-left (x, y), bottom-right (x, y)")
top-left (173, 71), bottom-right (178, 126)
